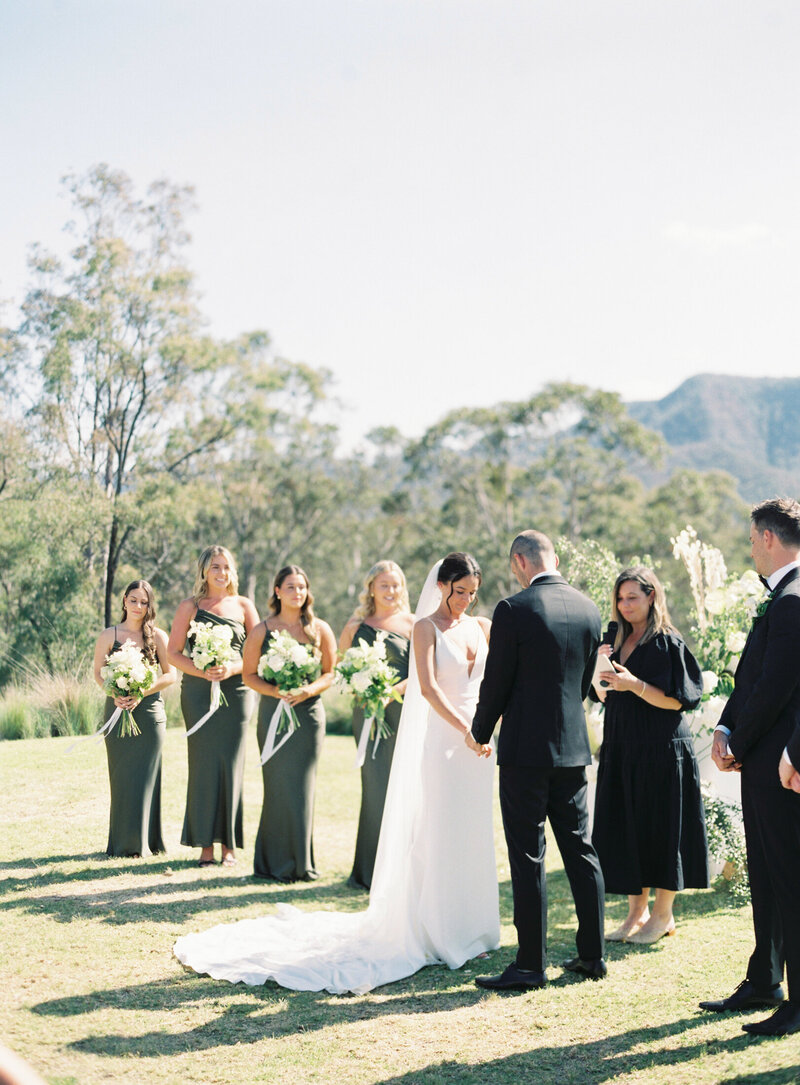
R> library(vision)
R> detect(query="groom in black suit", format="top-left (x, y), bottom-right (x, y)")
top-left (700, 498), bottom-right (800, 1037)
top-left (468, 530), bottom-right (606, 990)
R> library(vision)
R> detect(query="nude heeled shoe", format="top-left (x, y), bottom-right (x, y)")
top-left (625, 918), bottom-right (676, 944)
top-left (606, 914), bottom-right (650, 942)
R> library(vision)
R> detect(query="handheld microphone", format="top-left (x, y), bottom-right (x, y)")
top-left (598, 621), bottom-right (618, 687)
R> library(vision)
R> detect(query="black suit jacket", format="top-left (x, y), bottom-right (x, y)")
top-left (472, 574), bottom-right (601, 768)
top-left (722, 567), bottom-right (800, 778)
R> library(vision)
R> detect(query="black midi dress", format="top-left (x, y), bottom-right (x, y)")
top-left (592, 631), bottom-right (709, 895)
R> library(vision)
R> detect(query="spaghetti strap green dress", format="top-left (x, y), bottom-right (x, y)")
top-left (104, 638), bottom-right (166, 857)
top-left (254, 649), bottom-right (326, 881)
top-left (180, 610), bottom-right (254, 851)
top-left (348, 625), bottom-right (410, 889)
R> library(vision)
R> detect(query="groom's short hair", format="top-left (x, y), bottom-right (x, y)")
top-left (510, 530), bottom-right (556, 570)
top-left (751, 497), bottom-right (800, 548)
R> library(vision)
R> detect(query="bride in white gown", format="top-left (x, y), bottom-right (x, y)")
top-left (173, 554), bottom-right (500, 994)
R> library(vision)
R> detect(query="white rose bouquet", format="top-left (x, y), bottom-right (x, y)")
top-left (257, 629), bottom-right (322, 762)
top-left (335, 631), bottom-right (403, 766)
top-left (182, 619), bottom-right (240, 737)
top-left (188, 619), bottom-right (237, 707)
top-left (100, 639), bottom-right (157, 737)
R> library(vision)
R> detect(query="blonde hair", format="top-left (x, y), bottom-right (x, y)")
top-left (193, 545), bottom-right (239, 604)
top-left (355, 560), bottom-right (410, 620)
top-left (611, 566), bottom-right (676, 649)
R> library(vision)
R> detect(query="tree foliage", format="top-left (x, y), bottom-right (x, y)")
top-left (0, 164), bottom-right (758, 685)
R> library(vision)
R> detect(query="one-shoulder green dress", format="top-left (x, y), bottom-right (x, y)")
top-left (180, 610), bottom-right (254, 851)
top-left (254, 637), bottom-right (326, 881)
top-left (104, 637), bottom-right (166, 857)
top-left (348, 624), bottom-right (410, 889)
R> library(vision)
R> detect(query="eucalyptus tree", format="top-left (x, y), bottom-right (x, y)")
top-left (403, 383), bottom-right (665, 603)
top-left (13, 165), bottom-right (310, 623)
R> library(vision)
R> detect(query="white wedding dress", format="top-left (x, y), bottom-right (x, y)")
top-left (173, 563), bottom-right (500, 994)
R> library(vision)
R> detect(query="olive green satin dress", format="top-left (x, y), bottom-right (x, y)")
top-left (104, 638), bottom-right (166, 857)
top-left (348, 625), bottom-right (410, 889)
top-left (180, 610), bottom-right (254, 851)
top-left (254, 681), bottom-right (326, 882)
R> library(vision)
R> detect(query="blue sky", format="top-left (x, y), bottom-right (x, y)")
top-left (2, 1), bottom-right (799, 445)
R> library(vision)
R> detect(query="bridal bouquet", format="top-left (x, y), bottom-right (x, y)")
top-left (100, 639), bottom-right (157, 737)
top-left (183, 619), bottom-right (239, 736)
top-left (257, 629), bottom-right (321, 763)
top-left (188, 619), bottom-right (237, 706)
top-left (335, 631), bottom-right (402, 766)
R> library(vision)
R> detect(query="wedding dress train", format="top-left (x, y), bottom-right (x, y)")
top-left (173, 563), bottom-right (500, 994)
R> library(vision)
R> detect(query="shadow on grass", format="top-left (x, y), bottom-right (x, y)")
top-left (719, 1072), bottom-right (800, 1085)
top-left (0, 852), bottom-right (383, 924)
top-left (369, 1019), bottom-right (770, 1085)
top-left (31, 969), bottom-right (491, 1056)
top-left (31, 973), bottom-right (771, 1080)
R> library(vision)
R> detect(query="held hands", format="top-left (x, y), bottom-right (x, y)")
top-left (205, 663), bottom-right (233, 682)
top-left (711, 730), bottom-right (741, 773)
top-left (114, 694), bottom-right (141, 711)
top-left (779, 755), bottom-right (800, 793)
top-left (464, 729), bottom-right (493, 758)
top-left (283, 686), bottom-right (311, 706)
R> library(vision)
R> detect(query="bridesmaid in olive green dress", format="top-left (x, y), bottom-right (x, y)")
top-left (339, 561), bottom-right (413, 889)
top-left (242, 565), bottom-right (337, 881)
top-left (93, 580), bottom-right (176, 858)
top-left (168, 546), bottom-right (259, 868)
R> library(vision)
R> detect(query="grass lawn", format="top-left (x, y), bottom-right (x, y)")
top-left (1, 728), bottom-right (799, 1085)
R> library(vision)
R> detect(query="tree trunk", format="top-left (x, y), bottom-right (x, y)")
top-left (104, 515), bottom-right (119, 626)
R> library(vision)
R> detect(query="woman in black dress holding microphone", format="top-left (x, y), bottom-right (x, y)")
top-left (592, 567), bottom-right (708, 943)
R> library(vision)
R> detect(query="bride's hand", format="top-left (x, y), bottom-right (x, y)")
top-left (464, 731), bottom-right (493, 758)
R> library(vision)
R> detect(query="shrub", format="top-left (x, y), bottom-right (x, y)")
top-left (0, 693), bottom-right (37, 740)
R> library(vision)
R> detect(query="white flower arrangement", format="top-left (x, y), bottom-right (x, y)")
top-left (100, 639), bottom-right (157, 737)
top-left (257, 629), bottom-right (322, 759)
top-left (335, 631), bottom-right (402, 762)
top-left (672, 525), bottom-right (764, 698)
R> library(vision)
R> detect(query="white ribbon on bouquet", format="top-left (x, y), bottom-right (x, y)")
top-left (66, 705), bottom-right (123, 752)
top-left (354, 716), bottom-right (383, 768)
top-left (184, 680), bottom-right (222, 737)
top-left (260, 698), bottom-right (299, 764)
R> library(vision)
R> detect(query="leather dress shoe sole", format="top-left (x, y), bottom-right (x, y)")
top-left (562, 957), bottom-right (607, 980)
top-left (699, 979), bottom-right (785, 1013)
top-left (742, 1002), bottom-right (800, 1037)
top-left (475, 964), bottom-right (546, 992)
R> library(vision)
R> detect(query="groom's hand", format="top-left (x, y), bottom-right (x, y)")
top-left (464, 730), bottom-right (492, 758)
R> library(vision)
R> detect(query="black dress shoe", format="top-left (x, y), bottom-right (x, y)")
top-left (475, 963), bottom-right (547, 992)
top-left (742, 1001), bottom-right (800, 1036)
top-left (562, 957), bottom-right (607, 980)
top-left (699, 979), bottom-right (785, 1013)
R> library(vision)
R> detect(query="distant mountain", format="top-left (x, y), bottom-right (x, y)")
top-left (627, 374), bottom-right (800, 501)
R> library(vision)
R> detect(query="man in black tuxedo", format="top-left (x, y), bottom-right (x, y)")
top-left (700, 498), bottom-right (800, 1037)
top-left (467, 530), bottom-right (606, 990)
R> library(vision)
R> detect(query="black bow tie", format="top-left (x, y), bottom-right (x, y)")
top-left (759, 575), bottom-right (771, 590)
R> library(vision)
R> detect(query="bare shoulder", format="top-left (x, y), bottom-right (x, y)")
top-left (476, 615), bottom-right (492, 641)
top-left (413, 616), bottom-right (436, 647)
top-left (96, 626), bottom-right (116, 650)
top-left (153, 626), bottom-right (170, 648)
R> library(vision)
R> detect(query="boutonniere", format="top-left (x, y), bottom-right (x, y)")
top-left (754, 593), bottom-right (774, 620)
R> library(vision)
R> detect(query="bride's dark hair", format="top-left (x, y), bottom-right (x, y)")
top-left (437, 552), bottom-right (482, 614)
